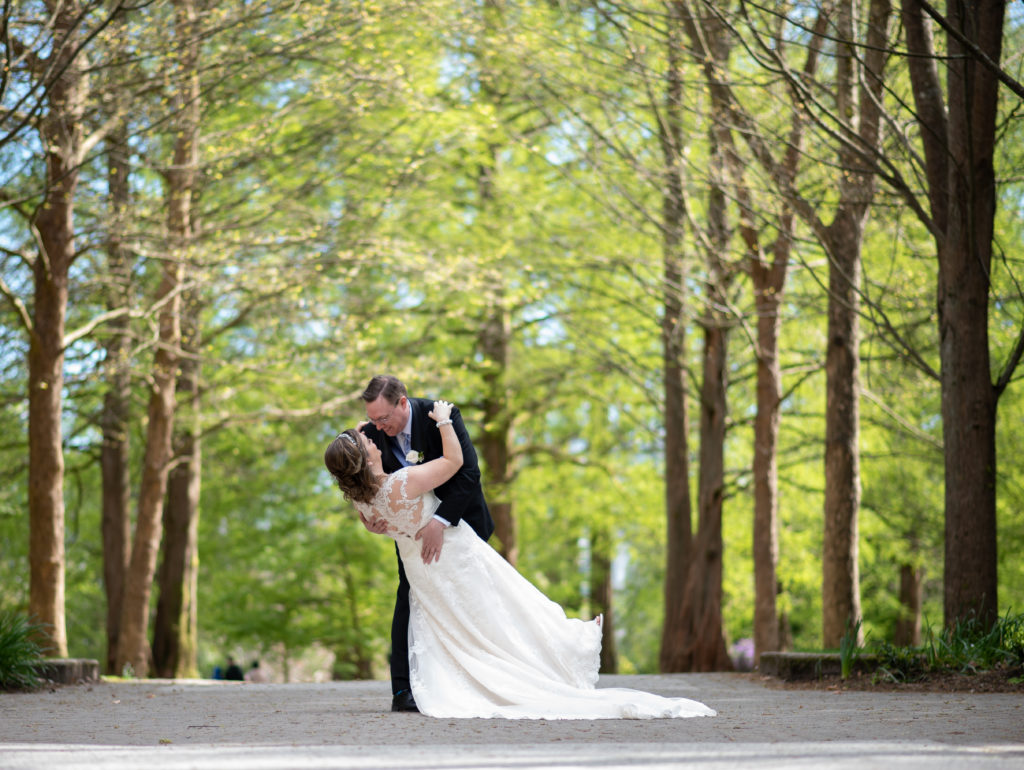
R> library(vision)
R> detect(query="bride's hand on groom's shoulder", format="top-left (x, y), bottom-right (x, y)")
top-left (429, 400), bottom-right (453, 423)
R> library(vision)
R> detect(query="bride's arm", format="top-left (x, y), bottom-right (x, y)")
top-left (401, 400), bottom-right (463, 500)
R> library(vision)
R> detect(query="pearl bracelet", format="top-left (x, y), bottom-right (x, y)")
top-left (436, 418), bottom-right (453, 427)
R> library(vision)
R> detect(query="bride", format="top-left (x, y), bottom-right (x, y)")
top-left (324, 400), bottom-right (715, 720)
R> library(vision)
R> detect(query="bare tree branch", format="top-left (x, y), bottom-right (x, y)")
top-left (917, 0), bottom-right (1024, 100)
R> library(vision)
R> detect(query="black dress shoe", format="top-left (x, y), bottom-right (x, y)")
top-left (391, 689), bottom-right (419, 713)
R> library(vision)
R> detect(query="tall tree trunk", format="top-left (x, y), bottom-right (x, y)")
top-left (27, 0), bottom-right (92, 658)
top-left (590, 525), bottom-right (618, 673)
top-left (474, 6), bottom-right (517, 565)
top-left (479, 303), bottom-right (516, 565)
top-left (894, 562), bottom-right (924, 646)
top-left (750, 239), bottom-right (786, 660)
top-left (680, 4), bottom-right (735, 673)
top-left (116, 0), bottom-right (198, 676)
top-left (902, 0), bottom-right (1004, 630)
top-left (28, 221), bottom-right (70, 659)
top-left (821, 223), bottom-right (864, 648)
top-left (745, 9), bottom-right (827, 663)
top-left (682, 1), bottom-right (824, 665)
top-left (152, 291), bottom-right (201, 678)
top-left (682, 308), bottom-right (732, 671)
top-left (115, 209), bottom-right (183, 677)
top-left (820, 0), bottom-right (890, 648)
top-left (658, 5), bottom-right (694, 672)
top-left (101, 119), bottom-right (134, 675)
top-left (937, 0), bottom-right (1002, 630)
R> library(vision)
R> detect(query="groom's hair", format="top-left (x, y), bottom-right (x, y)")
top-left (361, 374), bottom-right (407, 404)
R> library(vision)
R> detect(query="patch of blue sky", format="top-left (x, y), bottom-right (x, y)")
top-left (390, 278), bottom-right (424, 311)
top-left (544, 120), bottom-right (587, 166)
top-left (521, 302), bottom-right (567, 346)
top-left (438, 50), bottom-right (471, 89)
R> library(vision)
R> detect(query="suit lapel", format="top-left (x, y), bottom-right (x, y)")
top-left (408, 398), bottom-right (425, 451)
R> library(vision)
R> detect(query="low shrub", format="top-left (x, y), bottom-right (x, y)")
top-left (0, 612), bottom-right (46, 691)
top-left (874, 611), bottom-right (1024, 683)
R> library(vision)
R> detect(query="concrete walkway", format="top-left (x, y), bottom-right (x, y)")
top-left (1, 673), bottom-right (1021, 769)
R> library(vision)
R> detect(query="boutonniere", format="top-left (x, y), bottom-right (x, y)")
top-left (406, 449), bottom-right (423, 464)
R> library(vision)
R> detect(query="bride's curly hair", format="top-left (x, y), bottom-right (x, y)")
top-left (324, 429), bottom-right (380, 504)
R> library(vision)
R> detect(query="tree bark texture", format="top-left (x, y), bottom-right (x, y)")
top-left (152, 422), bottom-right (200, 678)
top-left (751, 249), bottom-right (785, 659)
top-left (101, 120), bottom-right (134, 675)
top-left (820, 0), bottom-right (890, 648)
top-left (684, 313), bottom-right (733, 671)
top-left (902, 0), bottom-right (1003, 629)
top-left (821, 222), bottom-right (864, 649)
top-left (152, 292), bottom-right (201, 679)
top-left (590, 526), bottom-right (618, 674)
top-left (655, 7), bottom-right (696, 671)
top-left (116, 0), bottom-right (198, 676)
top-left (27, 0), bottom-right (92, 658)
top-left (474, 10), bottom-right (518, 567)
top-left (658, 8), bottom-right (695, 672)
top-left (937, 0), bottom-right (1002, 629)
top-left (115, 237), bottom-right (183, 677)
top-left (742, 20), bottom-right (823, 659)
top-left (680, 0), bottom-right (825, 664)
top-left (894, 563), bottom-right (924, 646)
top-left (478, 297), bottom-right (517, 565)
top-left (680, 61), bottom-right (735, 671)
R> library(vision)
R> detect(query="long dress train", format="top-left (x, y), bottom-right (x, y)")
top-left (354, 468), bottom-right (716, 720)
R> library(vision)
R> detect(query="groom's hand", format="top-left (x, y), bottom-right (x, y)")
top-left (416, 518), bottom-right (446, 564)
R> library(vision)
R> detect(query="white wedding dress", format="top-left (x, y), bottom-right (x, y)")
top-left (355, 468), bottom-right (716, 720)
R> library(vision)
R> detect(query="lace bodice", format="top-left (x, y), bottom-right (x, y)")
top-left (353, 468), bottom-right (441, 540)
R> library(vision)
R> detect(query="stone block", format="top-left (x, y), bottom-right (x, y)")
top-left (31, 658), bottom-right (101, 685)
top-left (759, 651), bottom-right (879, 681)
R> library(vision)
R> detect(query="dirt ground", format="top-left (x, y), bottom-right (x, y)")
top-left (768, 665), bottom-right (1024, 693)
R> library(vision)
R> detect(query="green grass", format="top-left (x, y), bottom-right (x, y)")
top-left (839, 618), bottom-right (863, 679)
top-left (873, 611), bottom-right (1024, 684)
top-left (0, 612), bottom-right (46, 691)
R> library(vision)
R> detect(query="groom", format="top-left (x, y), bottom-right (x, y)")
top-left (359, 374), bottom-right (494, 712)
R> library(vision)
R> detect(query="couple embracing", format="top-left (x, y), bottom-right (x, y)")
top-left (324, 374), bottom-right (715, 720)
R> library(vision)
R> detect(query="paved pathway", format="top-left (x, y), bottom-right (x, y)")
top-left (1, 673), bottom-right (1021, 768)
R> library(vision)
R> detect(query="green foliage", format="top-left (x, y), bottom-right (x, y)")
top-left (0, 613), bottom-right (45, 691)
top-left (873, 612), bottom-right (1024, 683)
top-left (1, 0), bottom-right (1022, 680)
top-left (840, 619), bottom-right (863, 680)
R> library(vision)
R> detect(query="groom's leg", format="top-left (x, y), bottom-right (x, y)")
top-left (390, 548), bottom-right (411, 695)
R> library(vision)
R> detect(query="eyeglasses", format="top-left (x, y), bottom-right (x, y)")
top-left (370, 400), bottom-right (401, 427)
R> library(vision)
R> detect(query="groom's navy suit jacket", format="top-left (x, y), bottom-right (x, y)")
top-left (364, 397), bottom-right (494, 542)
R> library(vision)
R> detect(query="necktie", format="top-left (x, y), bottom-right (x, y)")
top-left (400, 432), bottom-right (411, 457)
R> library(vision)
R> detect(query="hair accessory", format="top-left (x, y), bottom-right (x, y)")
top-left (339, 432), bottom-right (356, 445)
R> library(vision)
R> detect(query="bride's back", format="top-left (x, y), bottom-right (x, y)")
top-left (356, 468), bottom-right (441, 540)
